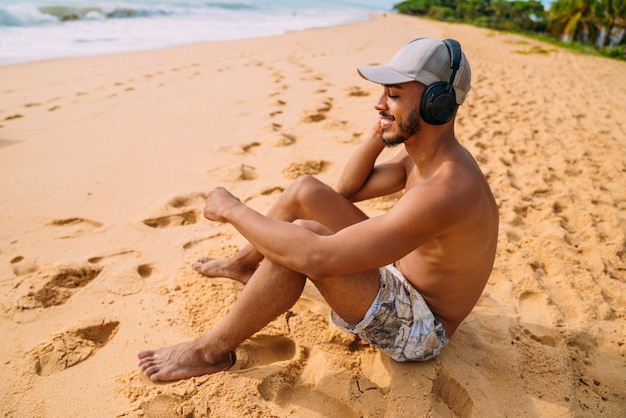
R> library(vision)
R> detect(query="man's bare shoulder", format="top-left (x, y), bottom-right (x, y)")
top-left (397, 149), bottom-right (495, 234)
top-left (430, 146), bottom-right (489, 193)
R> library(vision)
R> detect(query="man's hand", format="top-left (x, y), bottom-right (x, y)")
top-left (203, 187), bottom-right (242, 223)
top-left (374, 113), bottom-right (386, 134)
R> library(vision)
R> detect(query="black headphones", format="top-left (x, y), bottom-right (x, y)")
top-left (419, 38), bottom-right (462, 126)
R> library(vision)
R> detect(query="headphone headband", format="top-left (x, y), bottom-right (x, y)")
top-left (442, 39), bottom-right (461, 92)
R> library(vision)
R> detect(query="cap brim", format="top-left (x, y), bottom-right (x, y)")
top-left (357, 65), bottom-right (415, 85)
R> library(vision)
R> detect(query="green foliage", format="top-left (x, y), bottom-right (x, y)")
top-left (472, 15), bottom-right (493, 27)
top-left (394, 0), bottom-right (547, 31)
top-left (393, 0), bottom-right (625, 60)
top-left (456, 0), bottom-right (490, 20)
top-left (395, 0), bottom-right (457, 15)
top-left (601, 44), bottom-right (626, 57)
top-left (394, 0), bottom-right (438, 15)
top-left (427, 5), bottom-right (458, 20)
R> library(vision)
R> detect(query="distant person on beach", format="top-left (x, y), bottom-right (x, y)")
top-left (138, 37), bottom-right (499, 382)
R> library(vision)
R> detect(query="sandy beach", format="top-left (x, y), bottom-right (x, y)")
top-left (1, 13), bottom-right (625, 417)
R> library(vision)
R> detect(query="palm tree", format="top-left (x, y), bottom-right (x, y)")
top-left (595, 0), bottom-right (626, 47)
top-left (549, 0), bottom-right (625, 46)
top-left (549, 0), bottom-right (599, 43)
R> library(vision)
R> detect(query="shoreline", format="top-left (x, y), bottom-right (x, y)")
top-left (0, 9), bottom-right (395, 67)
top-left (1, 12), bottom-right (625, 417)
top-left (0, 12), bottom-right (390, 68)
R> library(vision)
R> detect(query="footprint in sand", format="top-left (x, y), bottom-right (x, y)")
top-left (260, 186), bottom-right (284, 196)
top-left (258, 347), bottom-right (368, 418)
top-left (213, 164), bottom-right (259, 183)
top-left (330, 131), bottom-right (362, 145)
top-left (19, 265), bottom-right (102, 309)
top-left (181, 231), bottom-right (228, 252)
top-left (234, 335), bottom-right (297, 371)
top-left (220, 141), bottom-right (261, 155)
top-left (303, 112), bottom-right (326, 123)
top-left (282, 160), bottom-right (331, 180)
top-left (48, 217), bottom-right (102, 227)
top-left (166, 192), bottom-right (207, 209)
top-left (516, 286), bottom-right (564, 347)
top-left (238, 187), bottom-right (285, 214)
top-left (87, 251), bottom-right (150, 295)
top-left (240, 186), bottom-right (285, 205)
top-left (268, 130), bottom-right (297, 147)
top-left (143, 210), bottom-right (198, 228)
top-left (141, 394), bottom-right (185, 418)
top-left (143, 192), bottom-right (207, 229)
top-left (30, 320), bottom-right (119, 376)
top-left (347, 86), bottom-right (370, 97)
top-left (47, 217), bottom-right (104, 239)
top-left (431, 366), bottom-right (474, 418)
top-left (302, 99), bottom-right (333, 123)
top-left (266, 383), bottom-right (362, 418)
top-left (238, 335), bottom-right (327, 414)
top-left (86, 249), bottom-right (140, 264)
top-left (10, 255), bottom-right (38, 276)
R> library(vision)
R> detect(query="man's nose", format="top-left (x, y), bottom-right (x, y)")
top-left (375, 93), bottom-right (388, 111)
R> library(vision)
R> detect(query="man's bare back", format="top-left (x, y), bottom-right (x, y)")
top-left (139, 37), bottom-right (498, 382)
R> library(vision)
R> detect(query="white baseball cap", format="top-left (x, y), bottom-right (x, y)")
top-left (357, 37), bottom-right (471, 105)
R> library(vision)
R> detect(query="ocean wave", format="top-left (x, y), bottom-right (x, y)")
top-left (0, 0), bottom-right (396, 65)
top-left (0, 2), bottom-right (256, 27)
top-left (0, 4), bottom-right (57, 26)
top-left (205, 2), bottom-right (255, 10)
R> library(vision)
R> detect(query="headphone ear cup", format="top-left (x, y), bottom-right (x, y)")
top-left (420, 82), bottom-right (458, 125)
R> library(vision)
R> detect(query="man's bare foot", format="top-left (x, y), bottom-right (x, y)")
top-left (191, 257), bottom-right (257, 284)
top-left (137, 340), bottom-right (235, 382)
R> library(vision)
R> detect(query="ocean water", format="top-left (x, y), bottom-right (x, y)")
top-left (0, 0), bottom-right (398, 65)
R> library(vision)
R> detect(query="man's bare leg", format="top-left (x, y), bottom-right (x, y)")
top-left (138, 215), bottom-right (379, 382)
top-left (192, 175), bottom-right (367, 284)
top-left (138, 257), bottom-right (380, 382)
top-left (138, 259), bottom-right (307, 381)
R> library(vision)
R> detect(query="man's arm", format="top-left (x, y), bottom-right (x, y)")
top-left (336, 124), bottom-right (408, 202)
top-left (202, 183), bottom-right (456, 280)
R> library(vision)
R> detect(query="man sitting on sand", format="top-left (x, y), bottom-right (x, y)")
top-left (138, 37), bottom-right (499, 382)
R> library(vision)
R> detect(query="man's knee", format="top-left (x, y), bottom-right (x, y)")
top-left (293, 174), bottom-right (324, 188)
top-left (285, 175), bottom-right (328, 202)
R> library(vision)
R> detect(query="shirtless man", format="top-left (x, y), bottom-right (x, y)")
top-left (138, 37), bottom-right (499, 382)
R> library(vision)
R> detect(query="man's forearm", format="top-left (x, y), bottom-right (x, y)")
top-left (203, 187), bottom-right (318, 273)
top-left (223, 202), bottom-right (318, 274)
top-left (336, 128), bottom-right (385, 199)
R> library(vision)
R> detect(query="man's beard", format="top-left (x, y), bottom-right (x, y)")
top-left (382, 106), bottom-right (422, 148)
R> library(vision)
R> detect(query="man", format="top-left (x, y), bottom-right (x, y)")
top-left (138, 37), bottom-right (499, 382)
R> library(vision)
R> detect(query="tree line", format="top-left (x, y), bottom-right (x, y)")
top-left (394, 0), bottom-right (626, 59)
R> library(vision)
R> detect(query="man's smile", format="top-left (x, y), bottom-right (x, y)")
top-left (379, 112), bottom-right (395, 129)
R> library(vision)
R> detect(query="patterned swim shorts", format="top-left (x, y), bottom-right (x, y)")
top-left (331, 264), bottom-right (449, 362)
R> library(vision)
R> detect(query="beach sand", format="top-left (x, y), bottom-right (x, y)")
top-left (1, 13), bottom-right (625, 417)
